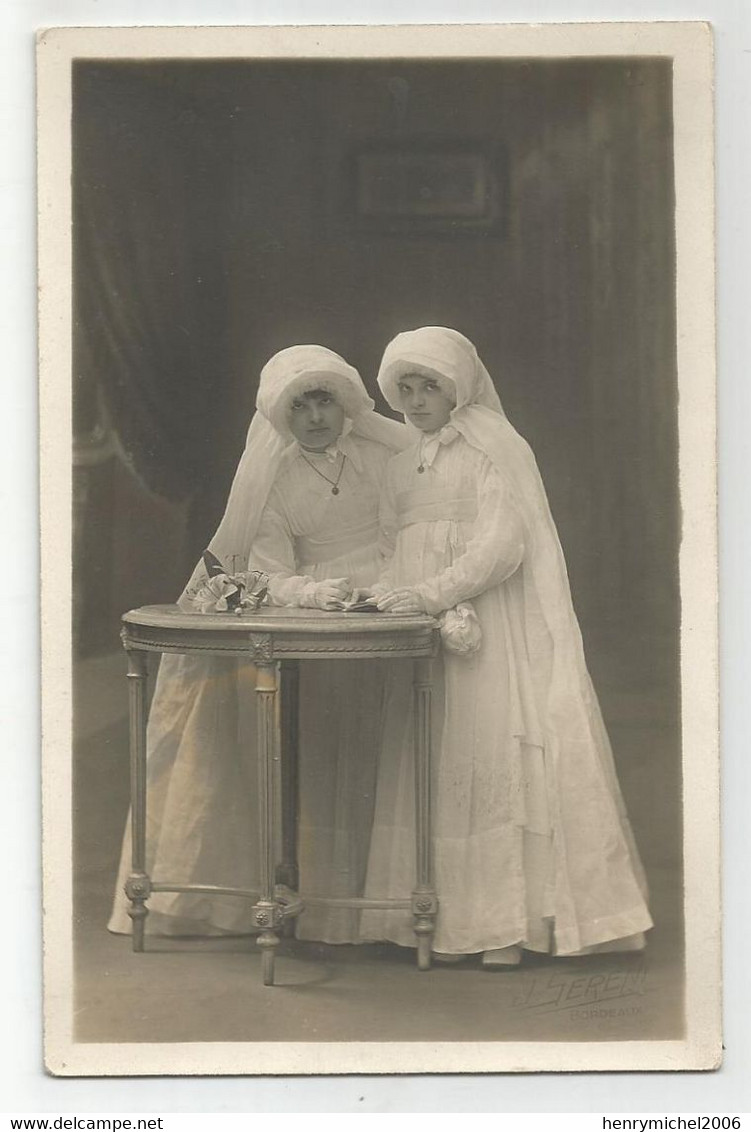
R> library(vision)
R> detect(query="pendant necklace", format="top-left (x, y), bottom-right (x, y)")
top-left (300, 451), bottom-right (347, 495)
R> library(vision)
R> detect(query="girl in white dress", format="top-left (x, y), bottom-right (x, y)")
top-left (108, 345), bottom-right (406, 939)
top-left (361, 327), bottom-right (652, 965)
top-left (247, 350), bottom-right (407, 942)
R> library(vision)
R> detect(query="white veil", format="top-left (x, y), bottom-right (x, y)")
top-left (377, 327), bottom-right (649, 953)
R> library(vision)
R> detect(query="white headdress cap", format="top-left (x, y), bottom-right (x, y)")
top-left (258, 345), bottom-right (375, 439)
top-left (377, 326), bottom-right (504, 417)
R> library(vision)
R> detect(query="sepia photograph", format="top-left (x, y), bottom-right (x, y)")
top-left (37, 22), bottom-right (718, 1076)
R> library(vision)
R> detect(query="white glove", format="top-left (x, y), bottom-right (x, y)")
top-left (304, 577), bottom-right (351, 611)
top-left (375, 587), bottom-right (427, 614)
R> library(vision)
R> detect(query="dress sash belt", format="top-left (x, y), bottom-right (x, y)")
top-left (396, 488), bottom-right (478, 529)
top-left (295, 520), bottom-right (379, 566)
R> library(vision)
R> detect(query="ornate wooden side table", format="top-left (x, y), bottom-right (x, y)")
top-left (120, 604), bottom-right (439, 986)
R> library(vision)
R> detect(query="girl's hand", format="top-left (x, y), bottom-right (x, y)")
top-left (312, 577), bottom-right (351, 610)
top-left (349, 587), bottom-right (375, 603)
top-left (376, 587), bottom-right (426, 614)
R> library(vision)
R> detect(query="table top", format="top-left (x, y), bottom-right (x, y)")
top-left (123, 603), bottom-right (436, 634)
top-left (121, 604), bottom-right (438, 661)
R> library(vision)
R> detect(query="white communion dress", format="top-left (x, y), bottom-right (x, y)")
top-left (362, 433), bottom-right (652, 954)
top-left (107, 651), bottom-right (262, 935)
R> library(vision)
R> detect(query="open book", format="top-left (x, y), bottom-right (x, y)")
top-left (331, 598), bottom-right (381, 613)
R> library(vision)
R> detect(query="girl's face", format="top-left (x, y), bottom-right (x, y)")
top-left (396, 372), bottom-right (456, 432)
top-left (287, 388), bottom-right (346, 450)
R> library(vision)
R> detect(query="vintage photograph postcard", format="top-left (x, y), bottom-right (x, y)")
top-left (38, 21), bottom-right (719, 1076)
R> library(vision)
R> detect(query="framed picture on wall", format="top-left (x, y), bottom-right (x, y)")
top-left (350, 142), bottom-right (506, 233)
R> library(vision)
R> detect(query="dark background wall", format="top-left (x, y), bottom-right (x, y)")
top-left (73, 58), bottom-right (677, 700)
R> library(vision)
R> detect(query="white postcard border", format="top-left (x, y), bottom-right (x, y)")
top-left (38, 20), bottom-right (719, 1077)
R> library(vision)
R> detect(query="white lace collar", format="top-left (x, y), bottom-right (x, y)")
top-left (417, 423), bottom-right (460, 470)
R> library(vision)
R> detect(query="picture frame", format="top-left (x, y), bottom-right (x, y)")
top-left (349, 141), bottom-right (506, 234)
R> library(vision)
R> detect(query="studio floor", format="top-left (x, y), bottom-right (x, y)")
top-left (72, 651), bottom-right (684, 1046)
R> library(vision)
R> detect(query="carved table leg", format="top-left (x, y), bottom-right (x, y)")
top-left (277, 660), bottom-right (300, 893)
top-left (252, 660), bottom-right (282, 985)
top-left (412, 657), bottom-right (437, 970)
top-left (124, 644), bottom-right (150, 951)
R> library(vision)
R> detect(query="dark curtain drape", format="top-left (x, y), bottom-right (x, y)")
top-left (73, 63), bottom-right (233, 501)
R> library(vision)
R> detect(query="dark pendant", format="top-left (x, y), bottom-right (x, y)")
top-left (417, 465), bottom-right (425, 474)
top-left (332, 486), bottom-right (340, 495)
